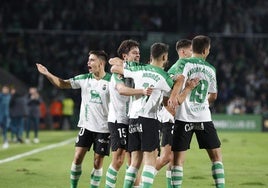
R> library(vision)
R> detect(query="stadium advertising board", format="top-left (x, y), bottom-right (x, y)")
top-left (212, 114), bottom-right (262, 132)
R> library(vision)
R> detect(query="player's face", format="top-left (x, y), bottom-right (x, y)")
top-left (87, 54), bottom-right (102, 74)
top-left (125, 46), bottom-right (140, 62)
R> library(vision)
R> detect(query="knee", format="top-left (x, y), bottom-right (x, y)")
top-left (73, 152), bottom-right (84, 164)
top-left (113, 157), bottom-right (124, 169)
top-left (94, 156), bottom-right (104, 169)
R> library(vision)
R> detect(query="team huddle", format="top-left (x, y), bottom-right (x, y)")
top-left (36, 35), bottom-right (225, 188)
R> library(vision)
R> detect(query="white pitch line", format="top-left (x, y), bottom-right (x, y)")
top-left (0, 137), bottom-right (75, 164)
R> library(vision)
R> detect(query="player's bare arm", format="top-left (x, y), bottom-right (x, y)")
top-left (168, 74), bottom-right (185, 108)
top-left (109, 57), bottom-right (124, 66)
top-left (162, 96), bottom-right (175, 116)
top-left (36, 63), bottom-right (72, 89)
top-left (208, 93), bottom-right (217, 104)
top-left (110, 64), bottom-right (123, 75)
top-left (116, 83), bottom-right (153, 96)
top-left (177, 78), bottom-right (200, 105)
top-left (109, 57), bottom-right (125, 74)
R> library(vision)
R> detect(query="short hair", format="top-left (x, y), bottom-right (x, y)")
top-left (192, 35), bottom-right (211, 54)
top-left (117, 39), bottom-right (140, 59)
top-left (89, 50), bottom-right (108, 63)
top-left (176, 39), bottom-right (192, 51)
top-left (150, 43), bottom-right (169, 59)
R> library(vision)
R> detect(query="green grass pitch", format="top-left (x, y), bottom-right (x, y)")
top-left (0, 130), bottom-right (268, 187)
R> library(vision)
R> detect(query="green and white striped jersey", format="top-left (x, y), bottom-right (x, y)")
top-left (124, 62), bottom-right (174, 119)
top-left (168, 57), bottom-right (217, 122)
top-left (70, 73), bottom-right (111, 133)
top-left (108, 73), bottom-right (130, 124)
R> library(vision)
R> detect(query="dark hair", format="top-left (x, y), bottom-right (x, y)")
top-left (150, 43), bottom-right (169, 59)
top-left (176, 39), bottom-right (192, 51)
top-left (89, 50), bottom-right (108, 63)
top-left (192, 35), bottom-right (211, 54)
top-left (117, 39), bottom-right (140, 59)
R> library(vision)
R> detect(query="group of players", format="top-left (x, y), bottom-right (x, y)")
top-left (36, 35), bottom-right (225, 188)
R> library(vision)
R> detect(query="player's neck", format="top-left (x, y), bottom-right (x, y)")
top-left (150, 60), bottom-right (164, 68)
top-left (192, 53), bottom-right (206, 59)
top-left (93, 70), bottom-right (106, 80)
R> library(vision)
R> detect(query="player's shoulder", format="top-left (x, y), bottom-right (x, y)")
top-left (103, 72), bottom-right (112, 81)
top-left (73, 73), bottom-right (91, 81)
top-left (125, 61), bottom-right (147, 70)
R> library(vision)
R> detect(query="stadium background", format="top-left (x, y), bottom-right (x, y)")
top-left (0, 0), bottom-right (267, 129)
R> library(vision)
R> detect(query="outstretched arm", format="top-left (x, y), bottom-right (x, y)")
top-left (36, 63), bottom-right (71, 89)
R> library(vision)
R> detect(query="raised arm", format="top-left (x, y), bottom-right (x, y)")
top-left (36, 63), bottom-right (72, 89)
top-left (109, 57), bottom-right (124, 74)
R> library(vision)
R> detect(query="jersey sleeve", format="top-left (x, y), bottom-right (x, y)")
top-left (123, 61), bottom-right (141, 79)
top-left (113, 73), bottom-right (124, 84)
top-left (69, 78), bottom-right (81, 89)
top-left (168, 59), bottom-right (187, 80)
top-left (208, 69), bottom-right (218, 93)
top-left (69, 74), bottom-right (90, 89)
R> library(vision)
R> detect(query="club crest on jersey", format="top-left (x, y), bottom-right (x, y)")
top-left (102, 84), bottom-right (107, 90)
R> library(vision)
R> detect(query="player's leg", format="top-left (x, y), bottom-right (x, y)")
top-left (156, 144), bottom-right (173, 187)
top-left (70, 128), bottom-right (93, 188)
top-left (90, 132), bottom-right (110, 188)
top-left (105, 148), bottom-right (126, 188)
top-left (91, 153), bottom-right (105, 188)
top-left (70, 146), bottom-right (88, 188)
top-left (171, 120), bottom-right (193, 188)
top-left (105, 122), bottom-right (128, 188)
top-left (156, 122), bottom-right (173, 187)
top-left (124, 118), bottom-right (143, 188)
top-left (140, 117), bottom-right (160, 188)
top-left (207, 148), bottom-right (225, 188)
top-left (124, 150), bottom-right (143, 188)
top-left (196, 122), bottom-right (225, 188)
top-left (172, 151), bottom-right (186, 188)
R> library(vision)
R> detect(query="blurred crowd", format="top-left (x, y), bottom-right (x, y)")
top-left (1, 0), bottom-right (268, 33)
top-left (0, 85), bottom-right (76, 149)
top-left (1, 0), bottom-right (168, 32)
top-left (0, 0), bottom-right (268, 122)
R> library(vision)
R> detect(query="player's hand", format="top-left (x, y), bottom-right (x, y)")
top-left (109, 57), bottom-right (123, 65)
top-left (164, 105), bottom-right (175, 116)
top-left (36, 63), bottom-right (49, 76)
top-left (143, 87), bottom-right (153, 96)
top-left (185, 77), bottom-right (200, 90)
top-left (168, 95), bottom-right (178, 109)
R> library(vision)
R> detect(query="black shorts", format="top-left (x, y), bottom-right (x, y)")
top-left (75, 128), bottom-right (110, 156)
top-left (108, 122), bottom-right (128, 151)
top-left (128, 117), bottom-right (160, 152)
top-left (160, 122), bottom-right (174, 147)
top-left (172, 120), bottom-right (221, 151)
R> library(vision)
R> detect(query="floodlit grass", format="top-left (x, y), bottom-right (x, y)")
top-left (0, 131), bottom-right (268, 187)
